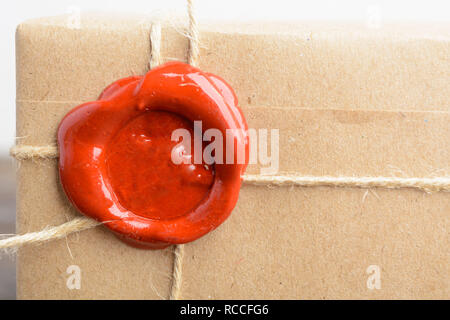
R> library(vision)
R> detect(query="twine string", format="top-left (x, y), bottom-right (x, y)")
top-left (169, 243), bottom-right (185, 300)
top-left (9, 145), bottom-right (450, 193)
top-left (168, 0), bottom-right (194, 300)
top-left (149, 21), bottom-right (161, 69)
top-left (2, 171), bottom-right (448, 251)
top-left (168, 0), bottom-right (200, 300)
top-left (0, 217), bottom-right (100, 250)
top-left (187, 0), bottom-right (199, 66)
top-left (243, 174), bottom-right (450, 193)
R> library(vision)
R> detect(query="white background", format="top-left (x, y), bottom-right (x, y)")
top-left (0, 0), bottom-right (449, 156)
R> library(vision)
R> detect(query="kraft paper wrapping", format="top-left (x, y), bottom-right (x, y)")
top-left (15, 14), bottom-right (449, 299)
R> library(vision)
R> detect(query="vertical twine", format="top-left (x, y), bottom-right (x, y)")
top-left (149, 18), bottom-right (184, 301)
top-left (149, 16), bottom-right (185, 301)
top-left (187, 0), bottom-right (199, 67)
top-left (149, 22), bottom-right (161, 69)
top-left (168, 0), bottom-right (200, 301)
top-left (169, 243), bottom-right (185, 300)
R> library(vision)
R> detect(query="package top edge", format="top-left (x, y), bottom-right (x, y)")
top-left (17, 12), bottom-right (450, 40)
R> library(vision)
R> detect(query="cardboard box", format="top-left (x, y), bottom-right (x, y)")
top-left (15, 14), bottom-right (449, 299)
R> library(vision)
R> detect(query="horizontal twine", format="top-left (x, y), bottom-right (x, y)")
top-left (2, 173), bottom-right (449, 251)
top-left (10, 144), bottom-right (450, 192)
top-left (10, 145), bottom-right (58, 160)
top-left (242, 174), bottom-right (450, 193)
top-left (0, 217), bottom-right (100, 250)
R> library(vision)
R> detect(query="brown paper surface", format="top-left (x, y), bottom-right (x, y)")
top-left (15, 14), bottom-right (449, 299)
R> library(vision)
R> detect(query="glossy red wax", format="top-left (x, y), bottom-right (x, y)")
top-left (106, 111), bottom-right (213, 220)
top-left (57, 62), bottom-right (249, 249)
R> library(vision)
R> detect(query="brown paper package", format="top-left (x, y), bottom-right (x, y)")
top-left (15, 14), bottom-right (449, 299)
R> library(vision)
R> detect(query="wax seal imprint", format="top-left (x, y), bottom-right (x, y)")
top-left (57, 62), bottom-right (249, 249)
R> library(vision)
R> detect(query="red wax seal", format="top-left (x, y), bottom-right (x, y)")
top-left (58, 62), bottom-right (249, 249)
